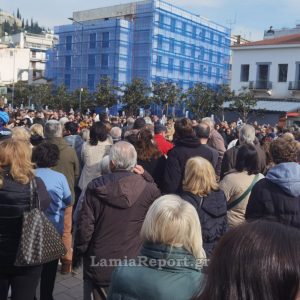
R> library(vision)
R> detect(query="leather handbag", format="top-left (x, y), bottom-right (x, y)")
top-left (14, 179), bottom-right (66, 266)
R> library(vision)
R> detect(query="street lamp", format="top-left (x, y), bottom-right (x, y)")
top-left (9, 43), bottom-right (16, 108)
top-left (68, 17), bottom-right (84, 112)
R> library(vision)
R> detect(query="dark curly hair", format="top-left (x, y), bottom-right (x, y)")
top-left (135, 128), bottom-right (161, 161)
top-left (32, 142), bottom-right (59, 168)
top-left (270, 137), bottom-right (299, 164)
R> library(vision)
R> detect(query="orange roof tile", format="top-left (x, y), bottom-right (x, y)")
top-left (233, 33), bottom-right (300, 47)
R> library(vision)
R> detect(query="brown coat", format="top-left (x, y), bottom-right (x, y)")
top-left (74, 170), bottom-right (161, 286)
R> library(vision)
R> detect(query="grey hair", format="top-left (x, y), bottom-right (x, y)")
top-left (202, 117), bottom-right (215, 129)
top-left (100, 155), bottom-right (111, 175)
top-left (239, 124), bottom-right (255, 144)
top-left (110, 127), bottom-right (122, 142)
top-left (44, 120), bottom-right (63, 138)
top-left (109, 141), bottom-right (137, 171)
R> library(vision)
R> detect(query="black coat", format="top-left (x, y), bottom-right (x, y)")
top-left (0, 175), bottom-right (50, 267)
top-left (163, 137), bottom-right (217, 194)
top-left (245, 178), bottom-right (300, 229)
top-left (181, 190), bottom-right (228, 257)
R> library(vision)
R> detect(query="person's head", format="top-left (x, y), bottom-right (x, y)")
top-left (64, 121), bottom-right (79, 136)
top-left (30, 123), bottom-right (44, 138)
top-left (89, 122), bottom-right (108, 146)
top-left (0, 139), bottom-right (34, 187)
top-left (235, 143), bottom-right (259, 175)
top-left (194, 123), bottom-right (210, 141)
top-left (174, 118), bottom-right (195, 139)
top-left (239, 124), bottom-right (255, 145)
top-left (270, 137), bottom-right (299, 164)
top-left (201, 117), bottom-right (215, 131)
top-left (109, 141), bottom-right (137, 172)
top-left (141, 194), bottom-right (205, 259)
top-left (100, 155), bottom-right (111, 175)
top-left (80, 128), bottom-right (90, 142)
top-left (196, 221), bottom-right (300, 300)
top-left (110, 127), bottom-right (122, 143)
top-left (11, 127), bottom-right (30, 143)
top-left (135, 128), bottom-right (161, 161)
top-left (126, 117), bottom-right (135, 126)
top-left (32, 142), bottom-right (59, 168)
top-left (133, 117), bottom-right (146, 130)
top-left (182, 157), bottom-right (218, 197)
top-left (154, 123), bottom-right (167, 136)
top-left (44, 120), bottom-right (63, 138)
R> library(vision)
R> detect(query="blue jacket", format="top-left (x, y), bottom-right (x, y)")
top-left (108, 243), bottom-right (204, 300)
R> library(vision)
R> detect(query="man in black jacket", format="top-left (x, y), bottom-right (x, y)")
top-left (163, 118), bottom-right (216, 194)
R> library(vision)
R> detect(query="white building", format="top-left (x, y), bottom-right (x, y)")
top-left (231, 33), bottom-right (300, 100)
top-left (0, 31), bottom-right (57, 84)
top-left (0, 46), bottom-right (30, 85)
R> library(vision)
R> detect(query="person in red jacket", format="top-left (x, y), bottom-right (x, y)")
top-left (154, 123), bottom-right (174, 156)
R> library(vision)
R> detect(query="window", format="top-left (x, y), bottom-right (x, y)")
top-left (66, 36), bottom-right (72, 50)
top-left (191, 45), bottom-right (195, 58)
top-left (192, 26), bottom-right (197, 38)
top-left (181, 42), bottom-right (185, 55)
top-left (208, 66), bottom-right (212, 78)
top-left (209, 50), bottom-right (213, 62)
top-left (65, 55), bottom-right (71, 70)
top-left (217, 53), bottom-right (221, 64)
top-left (210, 32), bottom-right (214, 42)
top-left (101, 54), bottom-right (109, 68)
top-left (157, 35), bottom-right (163, 50)
top-left (169, 38), bottom-right (175, 52)
top-left (199, 65), bottom-right (204, 76)
top-left (218, 35), bottom-right (222, 46)
top-left (64, 74), bottom-right (71, 88)
top-left (156, 56), bottom-right (162, 70)
top-left (180, 60), bottom-right (184, 73)
top-left (216, 68), bottom-right (220, 78)
top-left (88, 74), bottom-right (95, 90)
top-left (171, 18), bottom-right (176, 32)
top-left (89, 33), bottom-right (96, 49)
top-left (88, 54), bottom-right (96, 68)
top-left (168, 58), bottom-right (174, 72)
top-left (102, 32), bottom-right (109, 48)
top-left (182, 22), bottom-right (186, 34)
top-left (199, 47), bottom-right (204, 60)
top-left (201, 29), bottom-right (206, 41)
top-left (159, 13), bottom-right (164, 26)
top-left (190, 63), bottom-right (194, 75)
top-left (240, 64), bottom-right (250, 82)
top-left (278, 64), bottom-right (288, 82)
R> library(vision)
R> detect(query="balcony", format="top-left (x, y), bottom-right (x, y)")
top-left (249, 81), bottom-right (272, 90)
top-left (288, 81), bottom-right (300, 90)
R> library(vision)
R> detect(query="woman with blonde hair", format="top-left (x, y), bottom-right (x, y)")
top-left (30, 123), bottom-right (44, 146)
top-left (0, 139), bottom-right (50, 300)
top-left (11, 127), bottom-right (30, 143)
top-left (181, 157), bottom-right (227, 257)
top-left (108, 195), bottom-right (206, 300)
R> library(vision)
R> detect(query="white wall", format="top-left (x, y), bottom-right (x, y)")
top-left (231, 45), bottom-right (300, 99)
top-left (0, 48), bottom-right (30, 84)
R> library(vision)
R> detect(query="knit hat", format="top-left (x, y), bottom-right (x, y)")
top-left (154, 123), bottom-right (167, 134)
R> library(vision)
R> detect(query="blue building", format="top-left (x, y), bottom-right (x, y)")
top-left (46, 0), bottom-right (230, 92)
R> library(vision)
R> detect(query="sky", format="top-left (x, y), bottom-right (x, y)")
top-left (1, 0), bottom-right (300, 41)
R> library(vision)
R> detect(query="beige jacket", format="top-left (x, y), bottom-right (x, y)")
top-left (219, 170), bottom-right (264, 227)
top-left (78, 139), bottom-right (112, 190)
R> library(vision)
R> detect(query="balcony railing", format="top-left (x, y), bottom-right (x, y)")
top-left (288, 81), bottom-right (300, 90)
top-left (249, 81), bottom-right (272, 90)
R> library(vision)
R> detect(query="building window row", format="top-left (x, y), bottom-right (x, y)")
top-left (65, 54), bottom-right (109, 69)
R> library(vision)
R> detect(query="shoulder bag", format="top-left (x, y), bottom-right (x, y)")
top-left (14, 179), bottom-right (66, 266)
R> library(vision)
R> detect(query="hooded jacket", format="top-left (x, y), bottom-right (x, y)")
top-left (181, 190), bottom-right (228, 257)
top-left (163, 136), bottom-right (217, 194)
top-left (108, 243), bottom-right (204, 300)
top-left (245, 162), bottom-right (300, 229)
top-left (47, 137), bottom-right (80, 202)
top-left (74, 170), bottom-right (161, 286)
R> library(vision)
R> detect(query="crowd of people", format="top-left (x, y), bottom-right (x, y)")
top-left (0, 104), bottom-right (299, 300)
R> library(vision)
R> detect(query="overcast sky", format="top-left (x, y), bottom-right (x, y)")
top-left (2, 0), bottom-right (300, 40)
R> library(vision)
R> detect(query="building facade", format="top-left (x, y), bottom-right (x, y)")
top-left (46, 0), bottom-right (230, 92)
top-left (0, 31), bottom-right (57, 85)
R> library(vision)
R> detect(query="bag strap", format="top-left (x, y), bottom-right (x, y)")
top-left (30, 178), bottom-right (40, 210)
top-left (227, 174), bottom-right (259, 211)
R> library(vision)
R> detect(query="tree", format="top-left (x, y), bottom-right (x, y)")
top-left (71, 88), bottom-right (93, 111)
top-left (186, 83), bottom-right (218, 120)
top-left (13, 81), bottom-right (31, 107)
top-left (151, 81), bottom-right (181, 116)
top-left (121, 79), bottom-right (151, 116)
top-left (30, 83), bottom-right (53, 109)
top-left (94, 78), bottom-right (119, 109)
top-left (51, 85), bottom-right (71, 110)
top-left (230, 88), bottom-right (257, 122)
top-left (215, 84), bottom-right (234, 121)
